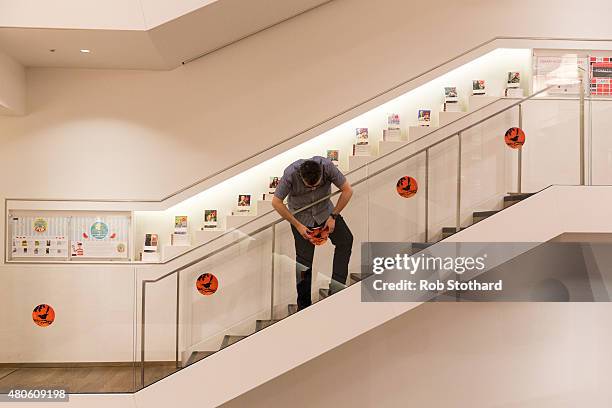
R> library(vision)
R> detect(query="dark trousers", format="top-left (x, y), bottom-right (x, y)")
top-left (290, 215), bottom-right (353, 310)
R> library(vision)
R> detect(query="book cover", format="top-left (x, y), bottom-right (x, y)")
top-left (326, 150), bottom-right (340, 166)
top-left (237, 194), bottom-right (252, 213)
top-left (472, 80), bottom-right (486, 95)
top-left (355, 128), bottom-right (369, 145)
top-left (269, 176), bottom-right (280, 194)
top-left (174, 216), bottom-right (188, 235)
top-left (444, 87), bottom-right (458, 102)
top-left (507, 71), bottom-right (521, 88)
top-left (143, 233), bottom-right (159, 253)
top-left (353, 128), bottom-right (370, 156)
top-left (387, 113), bottom-right (400, 129)
top-left (204, 210), bottom-right (218, 229)
top-left (589, 56), bottom-right (612, 96)
top-left (417, 110), bottom-right (431, 127)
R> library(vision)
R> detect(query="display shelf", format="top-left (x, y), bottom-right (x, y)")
top-left (348, 155), bottom-right (374, 171)
top-left (257, 199), bottom-right (274, 215)
top-left (194, 229), bottom-right (225, 245)
top-left (226, 214), bottom-right (258, 230)
top-left (379, 140), bottom-right (408, 156)
top-left (141, 252), bottom-right (161, 262)
top-left (163, 244), bottom-right (191, 261)
top-left (468, 95), bottom-right (499, 110)
top-left (439, 111), bottom-right (466, 126)
top-left (407, 126), bottom-right (434, 142)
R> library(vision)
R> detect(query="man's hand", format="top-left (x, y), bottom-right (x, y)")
top-left (296, 223), bottom-right (313, 240)
top-left (324, 216), bottom-right (336, 234)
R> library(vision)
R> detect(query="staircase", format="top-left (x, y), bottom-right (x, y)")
top-left (185, 192), bottom-right (535, 364)
top-left (139, 84), bottom-right (565, 398)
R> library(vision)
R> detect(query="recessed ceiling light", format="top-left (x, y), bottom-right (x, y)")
top-left (80, 49), bottom-right (91, 53)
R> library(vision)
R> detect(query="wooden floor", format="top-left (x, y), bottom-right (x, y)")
top-left (0, 365), bottom-right (178, 393)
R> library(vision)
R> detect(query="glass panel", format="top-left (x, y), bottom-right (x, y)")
top-left (139, 227), bottom-right (274, 386)
top-left (521, 98), bottom-right (581, 191)
top-left (589, 98), bottom-right (612, 185)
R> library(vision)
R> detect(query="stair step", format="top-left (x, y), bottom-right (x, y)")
top-left (441, 227), bottom-right (467, 239)
top-left (319, 288), bottom-right (330, 299)
top-left (472, 210), bottom-right (499, 223)
top-left (410, 242), bottom-right (433, 253)
top-left (220, 335), bottom-right (247, 349)
top-left (288, 304), bottom-right (298, 316)
top-left (185, 350), bottom-right (216, 367)
top-left (503, 193), bottom-right (534, 208)
top-left (256, 319), bottom-right (280, 332)
top-left (350, 272), bottom-right (373, 283)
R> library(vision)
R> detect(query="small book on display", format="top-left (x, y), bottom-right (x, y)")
top-left (472, 80), bottom-right (486, 95)
top-left (505, 71), bottom-right (523, 97)
top-left (352, 128), bottom-right (370, 156)
top-left (383, 114), bottom-right (401, 141)
top-left (327, 150), bottom-right (340, 166)
top-left (263, 177), bottom-right (280, 200)
top-left (417, 110), bottom-right (431, 127)
top-left (235, 194), bottom-right (252, 214)
top-left (443, 87), bottom-right (461, 112)
top-left (171, 216), bottom-right (190, 245)
top-left (143, 234), bottom-right (159, 253)
top-left (507, 72), bottom-right (520, 88)
top-left (203, 210), bottom-right (218, 229)
top-left (174, 216), bottom-right (188, 235)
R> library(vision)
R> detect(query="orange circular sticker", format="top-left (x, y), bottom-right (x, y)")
top-left (505, 127), bottom-right (525, 149)
top-left (308, 226), bottom-right (329, 246)
top-left (196, 273), bottom-right (219, 296)
top-left (32, 304), bottom-right (55, 327)
top-left (396, 176), bottom-right (418, 198)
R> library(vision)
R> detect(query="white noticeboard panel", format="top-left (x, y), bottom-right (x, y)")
top-left (8, 211), bottom-right (131, 261)
top-left (70, 215), bottom-right (130, 259)
top-left (10, 215), bottom-right (70, 259)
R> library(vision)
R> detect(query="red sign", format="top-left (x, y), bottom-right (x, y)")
top-left (32, 304), bottom-right (55, 327)
top-left (396, 176), bottom-right (418, 198)
top-left (196, 273), bottom-right (219, 296)
top-left (504, 127), bottom-right (526, 149)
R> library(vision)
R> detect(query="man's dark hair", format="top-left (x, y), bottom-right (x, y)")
top-left (299, 160), bottom-right (322, 186)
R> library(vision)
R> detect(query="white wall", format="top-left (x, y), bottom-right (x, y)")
top-left (221, 302), bottom-right (612, 408)
top-left (0, 50), bottom-right (25, 115)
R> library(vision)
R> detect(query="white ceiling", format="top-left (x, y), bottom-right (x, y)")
top-left (0, 0), bottom-right (219, 30)
top-left (0, 0), bottom-right (332, 70)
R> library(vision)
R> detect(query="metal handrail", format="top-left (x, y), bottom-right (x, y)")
top-left (146, 84), bottom-right (554, 279)
top-left (140, 84), bottom-right (561, 386)
top-left (143, 85), bottom-right (554, 285)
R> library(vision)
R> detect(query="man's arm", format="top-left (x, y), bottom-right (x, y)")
top-left (272, 197), bottom-right (312, 239)
top-left (332, 180), bottom-right (353, 215)
top-left (325, 180), bottom-right (353, 233)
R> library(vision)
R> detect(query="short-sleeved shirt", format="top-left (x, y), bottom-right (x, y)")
top-left (274, 156), bottom-right (347, 226)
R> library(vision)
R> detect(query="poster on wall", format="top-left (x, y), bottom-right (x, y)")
top-left (70, 215), bottom-right (130, 259)
top-left (589, 56), bottom-right (612, 96)
top-left (533, 55), bottom-right (588, 95)
top-left (10, 215), bottom-right (69, 259)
